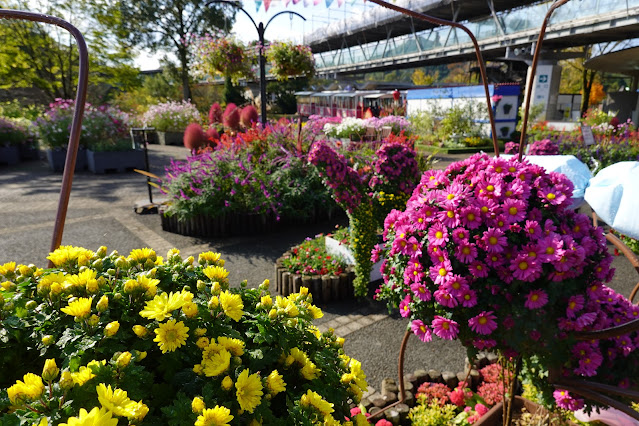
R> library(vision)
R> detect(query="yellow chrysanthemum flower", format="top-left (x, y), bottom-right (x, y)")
top-left (59, 407), bottom-right (118, 426)
top-left (195, 327), bottom-right (208, 337)
top-left (307, 304), bottom-right (324, 319)
top-left (154, 319), bottom-right (189, 353)
top-left (260, 295), bottom-right (272, 307)
top-left (198, 251), bottom-right (222, 264)
top-left (116, 352), bottom-right (132, 368)
top-left (196, 337), bottom-right (210, 349)
top-left (96, 383), bottom-right (134, 417)
top-left (217, 336), bottom-right (244, 356)
top-left (61, 297), bottom-right (93, 319)
top-left (182, 301), bottom-right (198, 318)
top-left (0, 261), bottom-right (17, 277)
top-left (71, 366), bottom-right (96, 386)
top-left (126, 401), bottom-right (149, 421)
top-left (300, 389), bottom-right (334, 416)
top-left (132, 325), bottom-right (148, 338)
top-left (64, 269), bottom-right (99, 294)
top-left (37, 272), bottom-right (66, 295)
top-left (137, 274), bottom-right (160, 292)
top-left (7, 373), bottom-right (45, 405)
top-left (203, 349), bottom-right (231, 377)
top-left (235, 369), bottom-right (263, 414)
top-left (300, 362), bottom-right (320, 380)
top-left (221, 376), bottom-right (234, 391)
top-left (203, 265), bottom-right (229, 282)
top-left (127, 248), bottom-right (157, 263)
top-left (275, 296), bottom-right (299, 317)
top-left (195, 405), bottom-right (234, 426)
top-left (47, 245), bottom-right (94, 267)
top-left (139, 291), bottom-right (189, 321)
top-left (219, 291), bottom-right (244, 322)
top-left (266, 370), bottom-right (286, 396)
top-left (192, 396), bottom-right (206, 413)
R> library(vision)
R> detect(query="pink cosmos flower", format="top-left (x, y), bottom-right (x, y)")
top-left (469, 311), bottom-right (498, 335)
top-left (411, 319), bottom-right (433, 342)
top-left (524, 289), bottom-right (548, 309)
top-left (480, 228), bottom-right (508, 253)
top-left (432, 316), bottom-right (459, 340)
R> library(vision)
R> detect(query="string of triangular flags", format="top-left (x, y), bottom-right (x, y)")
top-left (252, 0), bottom-right (360, 12)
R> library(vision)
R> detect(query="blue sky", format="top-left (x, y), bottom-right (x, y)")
top-left (136, 0), bottom-right (372, 70)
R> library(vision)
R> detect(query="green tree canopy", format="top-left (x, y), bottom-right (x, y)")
top-left (113, 0), bottom-right (234, 101)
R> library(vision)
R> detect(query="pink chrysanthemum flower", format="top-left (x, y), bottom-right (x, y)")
top-left (427, 223), bottom-right (449, 247)
top-left (459, 205), bottom-right (482, 229)
top-left (468, 261), bottom-right (489, 278)
top-left (502, 199), bottom-right (527, 224)
top-left (468, 311), bottom-right (498, 335)
top-left (432, 316), bottom-right (459, 340)
top-left (566, 295), bottom-right (585, 319)
top-left (451, 227), bottom-right (470, 243)
top-left (553, 390), bottom-right (585, 411)
top-left (524, 289), bottom-right (548, 309)
top-left (572, 342), bottom-right (603, 376)
top-left (429, 260), bottom-right (453, 285)
top-left (524, 220), bottom-right (542, 239)
top-left (443, 274), bottom-right (468, 296)
top-left (455, 242), bottom-right (478, 264)
top-left (411, 319), bottom-right (432, 342)
top-left (480, 228), bottom-right (508, 253)
top-left (510, 254), bottom-right (542, 282)
top-left (434, 289), bottom-right (458, 308)
top-left (459, 289), bottom-right (478, 308)
top-left (472, 338), bottom-right (497, 350)
top-left (438, 207), bottom-right (460, 228)
top-left (410, 282), bottom-right (431, 302)
top-left (399, 295), bottom-right (411, 318)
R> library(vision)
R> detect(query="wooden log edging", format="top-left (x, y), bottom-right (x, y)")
top-left (161, 211), bottom-right (277, 238)
top-left (274, 253), bottom-right (355, 301)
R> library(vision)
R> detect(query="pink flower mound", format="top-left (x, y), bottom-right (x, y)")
top-left (528, 138), bottom-right (559, 155)
top-left (504, 141), bottom-right (519, 154)
top-left (183, 123), bottom-right (207, 150)
top-left (222, 103), bottom-right (240, 130)
top-left (376, 152), bottom-right (639, 411)
top-left (240, 105), bottom-right (259, 128)
top-left (415, 382), bottom-right (451, 406)
top-left (208, 102), bottom-right (222, 124)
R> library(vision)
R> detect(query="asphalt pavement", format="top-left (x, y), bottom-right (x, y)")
top-left (0, 144), bottom-right (637, 394)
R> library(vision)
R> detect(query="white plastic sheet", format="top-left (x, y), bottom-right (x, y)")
top-left (501, 154), bottom-right (593, 209)
top-left (585, 161), bottom-right (639, 240)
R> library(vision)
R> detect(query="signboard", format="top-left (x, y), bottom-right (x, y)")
top-left (581, 125), bottom-right (595, 146)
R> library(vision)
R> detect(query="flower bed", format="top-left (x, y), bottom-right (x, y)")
top-left (274, 231), bottom-right (355, 302)
top-left (0, 245), bottom-right (369, 425)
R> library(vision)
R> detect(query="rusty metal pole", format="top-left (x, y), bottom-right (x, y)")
top-left (367, 0), bottom-right (500, 157)
top-left (0, 9), bottom-right (89, 261)
top-left (517, 0), bottom-right (571, 161)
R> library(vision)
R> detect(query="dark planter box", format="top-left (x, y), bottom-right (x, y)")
top-left (156, 131), bottom-right (184, 146)
top-left (0, 145), bottom-right (20, 166)
top-left (19, 144), bottom-right (40, 161)
top-left (46, 148), bottom-right (87, 172)
top-left (87, 149), bottom-right (145, 173)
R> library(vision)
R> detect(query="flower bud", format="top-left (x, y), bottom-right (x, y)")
top-left (88, 314), bottom-right (100, 327)
top-left (113, 292), bottom-right (123, 301)
top-left (191, 397), bottom-right (205, 413)
top-left (268, 309), bottom-right (277, 319)
top-left (132, 325), bottom-right (148, 338)
top-left (221, 376), bottom-right (233, 390)
top-left (3, 301), bottom-right (14, 312)
top-left (1, 281), bottom-right (16, 291)
top-left (186, 265), bottom-right (195, 273)
top-left (59, 370), bottom-right (74, 390)
top-left (96, 295), bottom-right (109, 312)
top-left (147, 268), bottom-right (157, 278)
top-left (108, 250), bottom-right (119, 258)
top-left (96, 246), bottom-right (108, 257)
top-left (182, 302), bottom-right (198, 318)
top-left (115, 257), bottom-right (128, 270)
top-left (196, 280), bottom-right (206, 292)
top-left (106, 268), bottom-right (116, 276)
top-left (133, 350), bottom-right (147, 361)
top-left (208, 296), bottom-right (219, 310)
top-left (42, 335), bottom-right (54, 346)
top-left (91, 259), bottom-right (103, 270)
top-left (25, 300), bottom-right (37, 311)
top-left (259, 279), bottom-right (270, 291)
top-left (211, 282), bottom-right (221, 294)
top-left (261, 295), bottom-right (272, 308)
top-left (185, 256), bottom-right (195, 265)
top-left (42, 359), bottom-right (59, 382)
top-left (104, 321), bottom-right (120, 337)
top-left (116, 351), bottom-right (132, 368)
top-left (97, 276), bottom-right (106, 286)
top-left (0, 292), bottom-right (4, 307)
top-left (195, 328), bottom-right (207, 337)
top-left (79, 266), bottom-right (88, 273)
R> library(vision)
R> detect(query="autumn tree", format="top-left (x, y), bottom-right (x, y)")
top-left (411, 69), bottom-right (439, 86)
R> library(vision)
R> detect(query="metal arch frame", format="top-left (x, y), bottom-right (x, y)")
top-left (0, 9), bottom-right (89, 263)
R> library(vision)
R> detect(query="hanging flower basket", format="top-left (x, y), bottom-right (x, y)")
top-left (266, 42), bottom-right (314, 81)
top-left (192, 33), bottom-right (254, 82)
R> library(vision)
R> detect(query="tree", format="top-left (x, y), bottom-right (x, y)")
top-left (411, 69), bottom-right (439, 86)
top-left (114, 1), bottom-right (232, 101)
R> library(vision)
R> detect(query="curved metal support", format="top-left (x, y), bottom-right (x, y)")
top-left (367, 0), bottom-right (499, 156)
top-left (369, 329), bottom-right (411, 419)
top-left (0, 9), bottom-right (88, 261)
top-left (517, 0), bottom-right (571, 161)
top-left (264, 10), bottom-right (306, 33)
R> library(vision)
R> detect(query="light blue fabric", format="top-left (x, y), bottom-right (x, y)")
top-left (500, 154), bottom-right (592, 209)
top-left (585, 161), bottom-right (639, 240)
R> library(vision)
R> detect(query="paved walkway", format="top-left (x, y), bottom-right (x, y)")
top-left (0, 145), bottom-right (637, 393)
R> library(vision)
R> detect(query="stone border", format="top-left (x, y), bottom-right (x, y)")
top-left (274, 253), bottom-right (355, 302)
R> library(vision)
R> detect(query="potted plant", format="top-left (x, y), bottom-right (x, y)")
top-left (141, 101), bottom-right (202, 146)
top-left (0, 117), bottom-right (26, 166)
top-left (376, 152), bottom-right (639, 424)
top-left (35, 99), bottom-right (87, 172)
top-left (192, 33), bottom-right (255, 83)
top-left (0, 245), bottom-right (370, 424)
top-left (266, 41), bottom-right (315, 81)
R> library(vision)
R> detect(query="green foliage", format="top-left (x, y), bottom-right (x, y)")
top-left (267, 78), bottom-right (308, 115)
top-left (409, 103), bottom-right (487, 147)
top-left (0, 246), bottom-right (369, 425)
top-left (223, 76), bottom-right (247, 107)
top-left (409, 400), bottom-right (458, 426)
top-left (266, 42), bottom-right (314, 82)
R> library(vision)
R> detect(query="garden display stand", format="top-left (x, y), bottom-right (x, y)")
top-left (0, 8), bottom-right (89, 262)
top-left (365, 0), bottom-right (639, 423)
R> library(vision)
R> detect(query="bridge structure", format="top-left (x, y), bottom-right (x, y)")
top-left (305, 0), bottom-right (639, 76)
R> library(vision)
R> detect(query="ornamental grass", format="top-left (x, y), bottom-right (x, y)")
top-left (376, 152), bottom-right (639, 415)
top-left (0, 246), bottom-right (368, 425)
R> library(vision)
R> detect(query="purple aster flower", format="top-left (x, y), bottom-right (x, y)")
top-left (524, 289), bottom-right (548, 309)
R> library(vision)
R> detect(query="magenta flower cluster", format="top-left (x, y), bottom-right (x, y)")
top-left (528, 138), bottom-right (559, 155)
top-left (376, 152), bottom-right (639, 410)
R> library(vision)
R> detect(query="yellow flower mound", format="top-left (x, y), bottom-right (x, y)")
top-left (140, 290), bottom-right (191, 321)
top-left (235, 369), bottom-right (263, 413)
top-left (219, 290), bottom-right (244, 321)
top-left (59, 407), bottom-right (118, 426)
top-left (300, 389), bottom-right (334, 416)
top-left (64, 269), bottom-right (99, 294)
top-left (195, 405), bottom-right (234, 426)
top-left (154, 319), bottom-right (189, 353)
top-left (47, 245), bottom-right (94, 267)
top-left (7, 373), bottom-right (45, 405)
top-left (61, 297), bottom-right (93, 319)
top-left (275, 296), bottom-right (299, 317)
